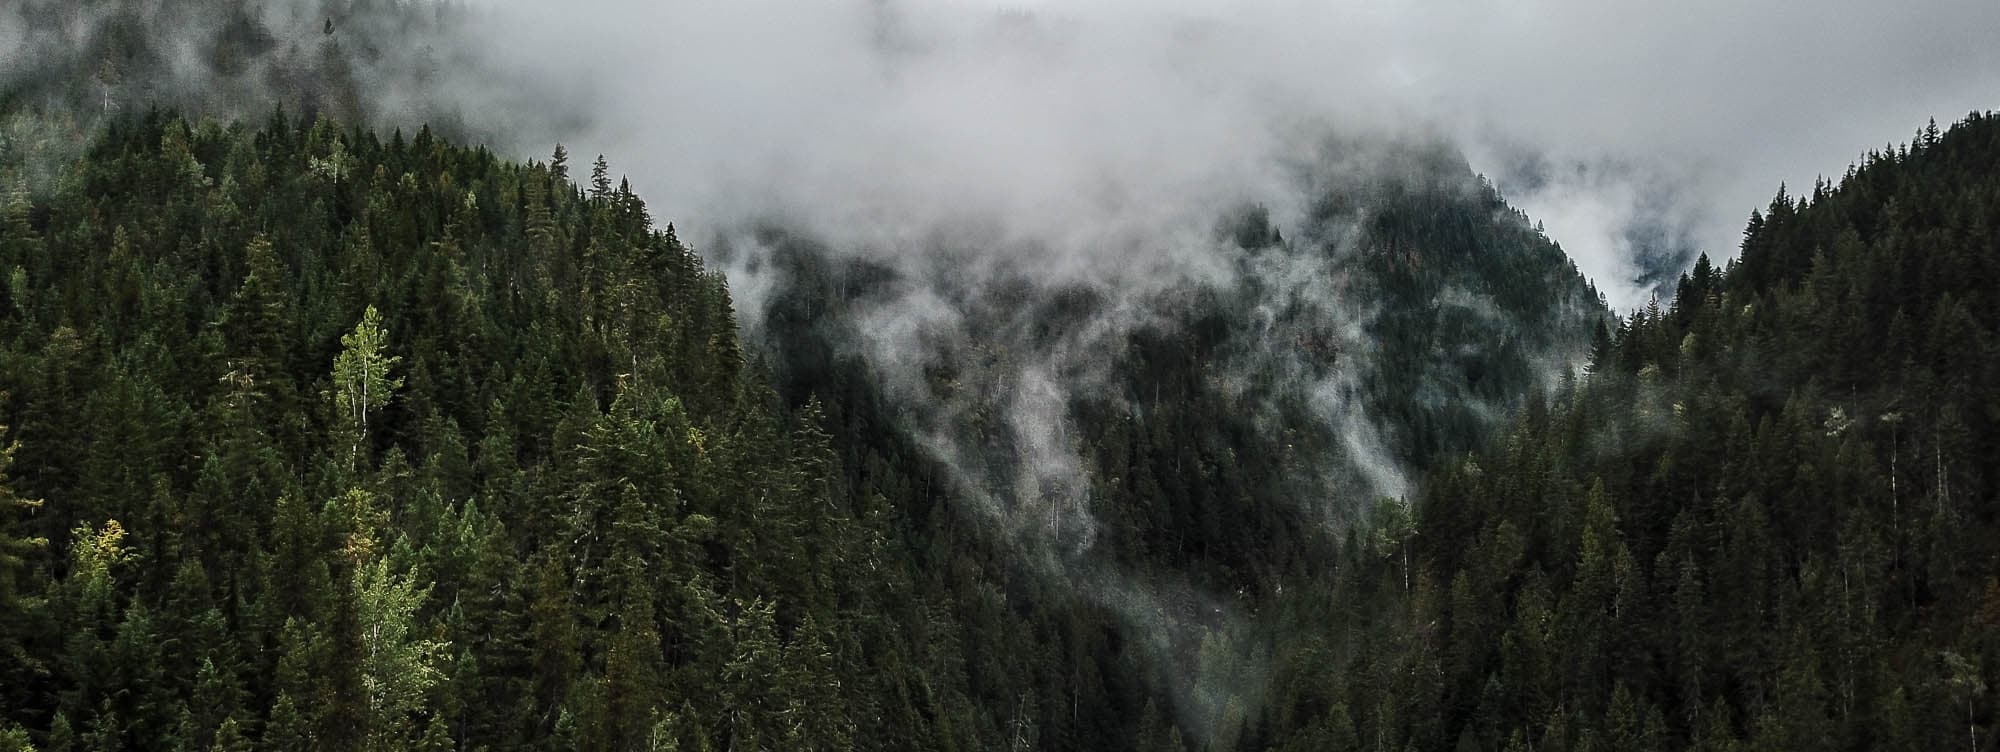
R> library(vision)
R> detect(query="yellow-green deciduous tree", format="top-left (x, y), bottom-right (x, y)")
top-left (355, 556), bottom-right (449, 751)
top-left (333, 305), bottom-right (402, 459)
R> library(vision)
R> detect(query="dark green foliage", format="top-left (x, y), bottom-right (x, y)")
top-left (1261, 112), bottom-right (2000, 751)
top-left (0, 113), bottom-right (921, 751)
top-left (1, 56), bottom-right (1990, 750)
top-left (0, 109), bottom-right (1600, 750)
top-left (735, 133), bottom-right (1605, 750)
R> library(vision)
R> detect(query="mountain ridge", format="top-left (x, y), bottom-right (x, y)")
top-left (1, 7), bottom-right (1995, 748)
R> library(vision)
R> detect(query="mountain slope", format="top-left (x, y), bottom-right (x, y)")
top-left (1261, 112), bottom-right (2000, 752)
top-left (0, 112), bottom-right (1612, 751)
top-left (6, 20), bottom-right (1991, 751)
top-left (738, 133), bottom-right (1608, 748)
top-left (0, 112), bottom-right (968, 751)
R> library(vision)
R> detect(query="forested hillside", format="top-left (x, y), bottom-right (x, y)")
top-left (0, 111), bottom-right (985, 751)
top-left (1, 4), bottom-right (1994, 749)
top-left (0, 108), bottom-right (1612, 750)
top-left (752, 140), bottom-right (1607, 566)
top-left (742, 135), bottom-right (1606, 749)
top-left (1259, 113), bottom-right (2000, 751)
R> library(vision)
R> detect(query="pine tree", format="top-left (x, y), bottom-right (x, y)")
top-left (550, 144), bottom-right (570, 182)
top-left (0, 418), bottom-right (46, 674)
top-left (591, 156), bottom-right (613, 202)
top-left (207, 717), bottom-right (251, 752)
top-left (0, 723), bottom-right (31, 752)
top-left (222, 235), bottom-right (294, 385)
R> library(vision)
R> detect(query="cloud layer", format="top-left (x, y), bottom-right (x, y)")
top-left (460, 0), bottom-right (1999, 308)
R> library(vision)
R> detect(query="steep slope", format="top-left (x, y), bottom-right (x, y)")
top-left (1262, 112), bottom-right (2000, 751)
top-left (4, 5), bottom-right (1994, 752)
top-left (0, 113), bottom-right (968, 751)
top-left (0, 110), bottom-right (1610, 751)
top-left (739, 134), bottom-right (1607, 748)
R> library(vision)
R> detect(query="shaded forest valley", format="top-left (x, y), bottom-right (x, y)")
top-left (1, 1), bottom-right (1998, 751)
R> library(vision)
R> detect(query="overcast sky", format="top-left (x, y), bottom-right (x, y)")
top-left (466, 0), bottom-right (2000, 309)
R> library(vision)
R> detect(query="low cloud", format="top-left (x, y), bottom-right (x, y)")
top-left (461, 0), bottom-right (1999, 308)
top-left (12, 0), bottom-right (1993, 740)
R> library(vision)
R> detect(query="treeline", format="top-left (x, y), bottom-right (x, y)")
top-left (0, 111), bottom-right (982, 751)
top-left (1, 0), bottom-right (561, 201)
top-left (1261, 113), bottom-right (2000, 751)
top-left (0, 107), bottom-right (1614, 750)
top-left (3, 85), bottom-right (1988, 752)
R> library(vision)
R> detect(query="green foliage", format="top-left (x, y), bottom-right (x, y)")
top-left (1258, 111), bottom-right (2000, 751)
top-left (0, 112), bottom-right (916, 751)
top-left (737, 131), bottom-right (1605, 750)
top-left (331, 305), bottom-right (402, 459)
top-left (351, 557), bottom-right (448, 750)
top-left (0, 84), bottom-right (1989, 752)
top-left (0, 415), bottom-right (48, 675)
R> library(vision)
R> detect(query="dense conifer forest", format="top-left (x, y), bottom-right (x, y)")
top-left (0, 112), bottom-right (943, 750)
top-left (1256, 113), bottom-right (2000, 751)
top-left (0, 108), bottom-right (1605, 750)
top-left (7, 109), bottom-right (1989, 751)
top-left (0, 2), bottom-right (1997, 751)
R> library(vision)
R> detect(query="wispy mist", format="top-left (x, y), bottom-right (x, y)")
top-left (467, 0), bottom-right (1999, 309)
top-left (9, 0), bottom-right (1993, 742)
top-left (429, 3), bottom-right (1996, 737)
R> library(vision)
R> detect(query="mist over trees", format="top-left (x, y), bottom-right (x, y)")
top-left (0, 0), bottom-right (578, 196)
top-left (1260, 112), bottom-right (2000, 752)
top-left (0, 2), bottom-right (1998, 752)
top-left (3, 1), bottom-right (443, 122)
top-left (0, 104), bottom-right (1613, 749)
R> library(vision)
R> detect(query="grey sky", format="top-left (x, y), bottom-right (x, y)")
top-left (463, 0), bottom-right (2000, 309)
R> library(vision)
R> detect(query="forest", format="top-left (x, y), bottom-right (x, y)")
top-left (0, 107), bottom-right (1604, 750)
top-left (1254, 115), bottom-right (2000, 751)
top-left (3, 109), bottom-right (1988, 751)
top-left (0, 109), bottom-right (947, 750)
top-left (0, 1), bottom-right (1997, 750)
